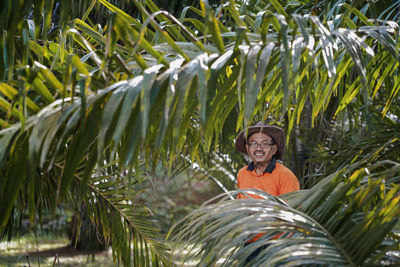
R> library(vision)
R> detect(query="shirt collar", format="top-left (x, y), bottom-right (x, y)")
top-left (247, 156), bottom-right (276, 174)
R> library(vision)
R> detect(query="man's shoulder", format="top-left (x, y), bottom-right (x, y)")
top-left (275, 162), bottom-right (297, 177)
top-left (274, 163), bottom-right (300, 193)
top-left (275, 162), bottom-right (292, 171)
top-left (239, 165), bottom-right (249, 171)
top-left (238, 166), bottom-right (250, 175)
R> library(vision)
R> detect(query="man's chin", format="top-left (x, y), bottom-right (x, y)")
top-left (254, 159), bottom-right (268, 165)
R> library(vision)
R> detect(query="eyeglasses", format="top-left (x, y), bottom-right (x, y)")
top-left (248, 141), bottom-right (275, 148)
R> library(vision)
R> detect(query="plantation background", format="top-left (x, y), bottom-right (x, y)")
top-left (1, 0), bottom-right (400, 266)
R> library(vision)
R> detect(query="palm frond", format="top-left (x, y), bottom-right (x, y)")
top-left (1, 0), bottom-right (400, 265)
top-left (171, 163), bottom-right (400, 266)
top-left (81, 169), bottom-right (172, 266)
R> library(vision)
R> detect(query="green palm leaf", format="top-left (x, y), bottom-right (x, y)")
top-left (1, 0), bottom-right (400, 265)
top-left (171, 164), bottom-right (400, 266)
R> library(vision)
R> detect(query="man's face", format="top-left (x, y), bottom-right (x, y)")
top-left (245, 132), bottom-right (277, 165)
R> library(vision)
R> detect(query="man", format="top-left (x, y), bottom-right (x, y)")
top-left (235, 121), bottom-right (300, 263)
top-left (235, 121), bottom-right (299, 198)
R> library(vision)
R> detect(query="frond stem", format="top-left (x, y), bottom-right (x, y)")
top-left (73, 173), bottom-right (169, 262)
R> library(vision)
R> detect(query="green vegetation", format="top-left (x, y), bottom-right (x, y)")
top-left (0, 0), bottom-right (399, 266)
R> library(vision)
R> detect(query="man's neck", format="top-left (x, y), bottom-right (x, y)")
top-left (247, 157), bottom-right (277, 175)
top-left (254, 162), bottom-right (270, 175)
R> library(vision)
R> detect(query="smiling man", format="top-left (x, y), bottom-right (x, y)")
top-left (235, 121), bottom-right (299, 199)
top-left (235, 122), bottom-right (300, 264)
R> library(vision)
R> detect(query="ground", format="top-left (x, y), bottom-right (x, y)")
top-left (0, 234), bottom-right (113, 267)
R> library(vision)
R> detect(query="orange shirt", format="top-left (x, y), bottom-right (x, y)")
top-left (237, 162), bottom-right (299, 199)
top-left (237, 162), bottom-right (299, 242)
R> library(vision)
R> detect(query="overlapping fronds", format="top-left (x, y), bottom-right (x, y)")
top-left (81, 169), bottom-right (172, 266)
top-left (1, 0), bottom-right (399, 129)
top-left (171, 162), bottom-right (400, 266)
top-left (0, 0), bottom-right (400, 265)
top-left (1, 10), bottom-right (398, 191)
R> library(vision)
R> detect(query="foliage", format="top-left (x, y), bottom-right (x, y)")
top-left (171, 161), bottom-right (400, 266)
top-left (0, 0), bottom-right (399, 266)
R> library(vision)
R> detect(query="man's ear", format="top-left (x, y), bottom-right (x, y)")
top-left (245, 144), bottom-right (249, 154)
top-left (272, 144), bottom-right (278, 155)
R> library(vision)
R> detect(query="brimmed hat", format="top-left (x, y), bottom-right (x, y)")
top-left (235, 122), bottom-right (285, 159)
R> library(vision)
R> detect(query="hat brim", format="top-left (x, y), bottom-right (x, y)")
top-left (235, 125), bottom-right (285, 160)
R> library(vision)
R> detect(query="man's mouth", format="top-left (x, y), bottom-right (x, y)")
top-left (254, 151), bottom-right (265, 157)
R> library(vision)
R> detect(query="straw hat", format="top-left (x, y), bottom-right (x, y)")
top-left (235, 122), bottom-right (285, 159)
